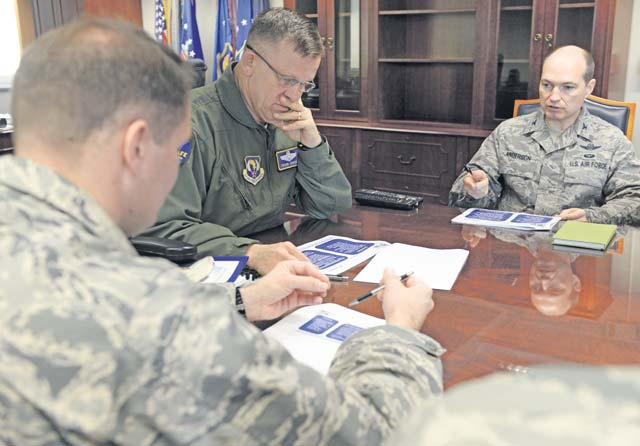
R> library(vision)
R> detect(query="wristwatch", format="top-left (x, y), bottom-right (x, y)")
top-left (297, 135), bottom-right (326, 151)
top-left (235, 287), bottom-right (246, 317)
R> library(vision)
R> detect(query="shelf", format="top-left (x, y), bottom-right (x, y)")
top-left (502, 59), bottom-right (529, 63)
top-left (501, 6), bottom-right (533, 12)
top-left (559, 3), bottom-right (595, 8)
top-left (304, 13), bottom-right (319, 19)
top-left (379, 9), bottom-right (476, 16)
top-left (379, 58), bottom-right (474, 64)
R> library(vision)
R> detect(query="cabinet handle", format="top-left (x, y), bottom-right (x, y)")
top-left (397, 155), bottom-right (416, 165)
top-left (533, 33), bottom-right (542, 42)
top-left (545, 33), bottom-right (554, 48)
top-left (326, 37), bottom-right (334, 50)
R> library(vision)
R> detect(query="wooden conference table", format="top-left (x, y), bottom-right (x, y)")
top-left (252, 204), bottom-right (640, 389)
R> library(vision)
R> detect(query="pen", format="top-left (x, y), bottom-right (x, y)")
top-left (326, 274), bottom-right (349, 282)
top-left (348, 272), bottom-right (414, 306)
top-left (463, 164), bottom-right (475, 175)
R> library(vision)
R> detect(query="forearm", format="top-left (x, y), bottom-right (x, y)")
top-left (295, 140), bottom-right (352, 218)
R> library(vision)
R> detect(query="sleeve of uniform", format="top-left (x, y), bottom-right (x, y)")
top-left (585, 137), bottom-right (640, 226)
top-left (142, 130), bottom-right (259, 256)
top-left (129, 278), bottom-right (444, 446)
top-left (448, 129), bottom-right (504, 209)
top-left (294, 138), bottom-right (353, 219)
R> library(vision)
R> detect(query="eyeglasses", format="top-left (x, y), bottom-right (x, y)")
top-left (245, 44), bottom-right (316, 94)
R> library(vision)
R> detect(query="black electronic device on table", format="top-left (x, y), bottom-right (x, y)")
top-left (354, 189), bottom-right (423, 210)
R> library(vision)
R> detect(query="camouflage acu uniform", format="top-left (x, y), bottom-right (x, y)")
top-left (389, 365), bottom-right (640, 446)
top-left (143, 65), bottom-right (353, 257)
top-left (449, 108), bottom-right (640, 226)
top-left (0, 156), bottom-right (443, 445)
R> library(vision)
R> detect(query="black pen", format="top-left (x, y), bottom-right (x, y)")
top-left (348, 272), bottom-right (414, 306)
top-left (326, 274), bottom-right (348, 282)
top-left (463, 164), bottom-right (475, 175)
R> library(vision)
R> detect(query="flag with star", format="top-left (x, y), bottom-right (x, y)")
top-left (154, 0), bottom-right (168, 45)
top-left (213, 0), bottom-right (234, 80)
top-left (235, 0), bottom-right (269, 58)
top-left (179, 0), bottom-right (203, 60)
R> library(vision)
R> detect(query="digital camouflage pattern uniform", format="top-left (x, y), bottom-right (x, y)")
top-left (0, 156), bottom-right (443, 445)
top-left (449, 108), bottom-right (640, 226)
top-left (143, 65), bottom-right (353, 256)
top-left (389, 365), bottom-right (640, 446)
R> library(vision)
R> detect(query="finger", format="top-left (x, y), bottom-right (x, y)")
top-left (283, 244), bottom-right (311, 263)
top-left (285, 260), bottom-right (328, 284)
top-left (471, 169), bottom-right (486, 182)
top-left (381, 267), bottom-right (398, 286)
top-left (284, 272), bottom-right (330, 293)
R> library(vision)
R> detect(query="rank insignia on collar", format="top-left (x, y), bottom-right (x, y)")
top-left (580, 143), bottom-right (601, 151)
top-left (179, 141), bottom-right (192, 165)
top-left (275, 147), bottom-right (298, 171)
top-left (243, 156), bottom-right (265, 185)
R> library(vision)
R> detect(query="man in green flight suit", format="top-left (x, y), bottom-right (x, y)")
top-left (143, 8), bottom-right (353, 274)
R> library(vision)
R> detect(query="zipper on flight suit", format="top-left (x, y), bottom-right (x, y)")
top-left (220, 163), bottom-right (252, 211)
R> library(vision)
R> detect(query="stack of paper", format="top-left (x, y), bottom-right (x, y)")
top-left (263, 303), bottom-right (385, 375)
top-left (552, 221), bottom-right (617, 251)
top-left (353, 243), bottom-right (469, 291)
top-left (297, 235), bottom-right (390, 274)
top-left (451, 208), bottom-right (560, 231)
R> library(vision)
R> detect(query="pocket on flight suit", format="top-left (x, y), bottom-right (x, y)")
top-left (502, 162), bottom-right (539, 195)
top-left (218, 163), bottom-right (256, 229)
top-left (563, 158), bottom-right (608, 204)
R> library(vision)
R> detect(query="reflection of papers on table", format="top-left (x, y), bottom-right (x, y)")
top-left (297, 235), bottom-right (390, 274)
top-left (263, 303), bottom-right (384, 375)
top-left (354, 243), bottom-right (469, 291)
top-left (451, 208), bottom-right (560, 231)
top-left (201, 256), bottom-right (248, 283)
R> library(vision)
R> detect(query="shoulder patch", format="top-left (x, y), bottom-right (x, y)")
top-left (179, 141), bottom-right (192, 165)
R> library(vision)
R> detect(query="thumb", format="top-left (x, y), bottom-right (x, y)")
top-left (471, 169), bottom-right (486, 182)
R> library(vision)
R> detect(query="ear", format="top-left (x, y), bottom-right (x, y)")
top-left (586, 78), bottom-right (596, 96)
top-left (572, 274), bottom-right (582, 293)
top-left (121, 119), bottom-right (150, 176)
top-left (240, 52), bottom-right (256, 77)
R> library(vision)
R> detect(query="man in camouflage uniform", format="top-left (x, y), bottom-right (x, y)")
top-left (143, 8), bottom-right (353, 274)
top-left (449, 45), bottom-right (640, 226)
top-left (0, 18), bottom-right (444, 445)
top-left (390, 364), bottom-right (640, 446)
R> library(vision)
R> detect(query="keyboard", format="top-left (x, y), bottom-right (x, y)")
top-left (354, 189), bottom-right (423, 210)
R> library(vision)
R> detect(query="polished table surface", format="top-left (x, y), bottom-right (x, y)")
top-left (253, 204), bottom-right (640, 389)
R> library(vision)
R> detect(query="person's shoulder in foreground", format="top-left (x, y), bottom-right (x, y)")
top-left (0, 15), bottom-right (444, 445)
top-left (389, 364), bottom-right (640, 446)
top-left (143, 7), bottom-right (352, 274)
top-left (448, 45), bottom-right (640, 226)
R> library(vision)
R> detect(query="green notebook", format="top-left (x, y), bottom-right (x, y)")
top-left (552, 221), bottom-right (617, 251)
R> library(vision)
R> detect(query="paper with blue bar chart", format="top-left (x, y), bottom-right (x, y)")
top-left (451, 208), bottom-right (560, 231)
top-left (297, 235), bottom-right (390, 274)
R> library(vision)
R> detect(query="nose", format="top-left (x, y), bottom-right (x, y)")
top-left (284, 83), bottom-right (305, 101)
top-left (549, 86), bottom-right (561, 102)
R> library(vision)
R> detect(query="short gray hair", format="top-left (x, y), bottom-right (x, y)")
top-left (246, 8), bottom-right (324, 58)
top-left (12, 17), bottom-right (191, 148)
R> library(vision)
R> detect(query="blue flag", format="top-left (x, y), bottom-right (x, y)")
top-left (235, 0), bottom-right (267, 56)
top-left (214, 0), bottom-right (234, 80)
top-left (179, 0), bottom-right (203, 60)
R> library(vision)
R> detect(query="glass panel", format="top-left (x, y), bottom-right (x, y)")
top-left (335, 0), bottom-right (360, 111)
top-left (495, 0), bottom-right (533, 119)
top-left (379, 0), bottom-right (476, 11)
top-left (555, 6), bottom-right (594, 50)
top-left (296, 0), bottom-right (317, 15)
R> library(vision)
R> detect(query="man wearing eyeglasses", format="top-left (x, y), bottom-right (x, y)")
top-left (143, 8), bottom-right (352, 274)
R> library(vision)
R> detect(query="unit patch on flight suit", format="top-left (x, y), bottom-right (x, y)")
top-left (275, 147), bottom-right (298, 171)
top-left (179, 141), bottom-right (192, 165)
top-left (243, 156), bottom-right (265, 185)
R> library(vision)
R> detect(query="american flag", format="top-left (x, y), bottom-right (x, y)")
top-left (154, 0), bottom-right (168, 44)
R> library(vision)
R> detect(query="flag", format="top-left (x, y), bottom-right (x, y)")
top-left (213, 0), bottom-right (234, 80)
top-left (154, 0), bottom-right (168, 44)
top-left (179, 0), bottom-right (204, 60)
top-left (235, 0), bottom-right (269, 58)
top-left (213, 0), bottom-right (270, 80)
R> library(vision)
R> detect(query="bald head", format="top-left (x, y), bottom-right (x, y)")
top-left (543, 45), bottom-right (595, 84)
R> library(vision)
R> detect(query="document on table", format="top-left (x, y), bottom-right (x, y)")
top-left (263, 303), bottom-right (385, 375)
top-left (201, 256), bottom-right (248, 283)
top-left (353, 243), bottom-right (469, 290)
top-left (451, 208), bottom-right (560, 231)
top-left (297, 235), bottom-right (390, 274)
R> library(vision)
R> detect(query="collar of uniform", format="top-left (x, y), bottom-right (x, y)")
top-left (216, 63), bottom-right (264, 130)
top-left (0, 156), bottom-right (136, 254)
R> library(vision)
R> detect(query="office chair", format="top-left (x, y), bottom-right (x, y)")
top-left (513, 95), bottom-right (636, 140)
top-left (185, 58), bottom-right (207, 89)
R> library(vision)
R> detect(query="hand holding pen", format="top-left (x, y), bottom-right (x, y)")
top-left (462, 164), bottom-right (489, 199)
top-left (349, 271), bottom-right (414, 306)
top-left (350, 268), bottom-right (434, 331)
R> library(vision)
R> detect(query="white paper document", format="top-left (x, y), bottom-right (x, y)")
top-left (353, 243), bottom-right (469, 291)
top-left (264, 303), bottom-right (385, 375)
top-left (451, 208), bottom-right (560, 231)
top-left (297, 235), bottom-right (390, 274)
